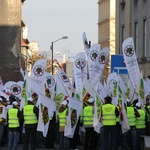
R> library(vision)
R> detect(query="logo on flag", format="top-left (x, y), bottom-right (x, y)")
top-left (108, 79), bottom-right (117, 89)
top-left (75, 58), bottom-right (86, 69)
top-left (60, 73), bottom-right (69, 82)
top-left (10, 84), bottom-right (21, 95)
top-left (42, 106), bottom-right (49, 125)
top-left (99, 52), bottom-right (107, 64)
top-left (124, 45), bottom-right (134, 57)
top-left (46, 76), bottom-right (55, 88)
top-left (0, 107), bottom-right (2, 114)
top-left (90, 50), bottom-right (99, 61)
top-left (33, 65), bottom-right (44, 76)
top-left (71, 109), bottom-right (77, 128)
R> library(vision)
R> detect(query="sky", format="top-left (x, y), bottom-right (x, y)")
top-left (22, 0), bottom-right (98, 61)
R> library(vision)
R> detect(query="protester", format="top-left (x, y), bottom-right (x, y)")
top-left (116, 104), bottom-right (122, 149)
top-left (70, 93), bottom-right (80, 150)
top-left (58, 100), bottom-right (70, 150)
top-left (145, 95), bottom-right (150, 135)
top-left (0, 97), bottom-right (7, 150)
top-left (21, 97), bottom-right (39, 150)
top-left (16, 98), bottom-right (23, 144)
top-left (7, 101), bottom-right (21, 150)
top-left (135, 102), bottom-right (146, 150)
top-left (122, 100), bottom-right (140, 150)
top-left (83, 98), bottom-right (99, 150)
top-left (45, 111), bottom-right (57, 149)
top-left (70, 118), bottom-right (80, 150)
top-left (6, 95), bottom-right (16, 111)
top-left (100, 96), bottom-right (119, 150)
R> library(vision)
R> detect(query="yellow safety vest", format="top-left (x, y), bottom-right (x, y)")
top-left (136, 109), bottom-right (146, 129)
top-left (116, 106), bottom-right (120, 123)
top-left (58, 109), bottom-right (67, 127)
top-left (8, 108), bottom-right (19, 128)
top-left (127, 106), bottom-right (136, 126)
top-left (83, 106), bottom-right (93, 127)
top-left (23, 105), bottom-right (38, 124)
top-left (145, 105), bottom-right (150, 122)
top-left (102, 104), bottom-right (116, 126)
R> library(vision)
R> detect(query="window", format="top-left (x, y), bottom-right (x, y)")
top-left (119, 25), bottom-right (125, 54)
top-left (120, 26), bottom-right (125, 54)
top-left (122, 26), bottom-right (125, 42)
top-left (134, 22), bottom-right (138, 57)
top-left (120, 0), bottom-right (126, 8)
top-left (143, 19), bottom-right (147, 57)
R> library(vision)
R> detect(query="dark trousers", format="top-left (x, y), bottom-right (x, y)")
top-left (122, 127), bottom-right (137, 150)
top-left (136, 128), bottom-right (145, 150)
top-left (70, 120), bottom-right (80, 149)
top-left (45, 120), bottom-right (56, 148)
top-left (84, 127), bottom-right (99, 150)
top-left (23, 128), bottom-right (36, 150)
top-left (101, 126), bottom-right (117, 150)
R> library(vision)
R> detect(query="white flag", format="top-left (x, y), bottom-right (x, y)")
top-left (30, 59), bottom-right (47, 85)
top-left (88, 44), bottom-right (100, 81)
top-left (44, 72), bottom-right (56, 99)
top-left (4, 81), bottom-right (22, 98)
top-left (107, 72), bottom-right (118, 105)
top-left (82, 32), bottom-right (90, 56)
top-left (122, 37), bottom-right (140, 90)
top-left (90, 47), bottom-right (110, 88)
top-left (64, 97), bottom-right (82, 138)
top-left (37, 93), bottom-right (56, 137)
top-left (74, 52), bottom-right (87, 91)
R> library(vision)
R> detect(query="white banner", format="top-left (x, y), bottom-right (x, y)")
top-left (74, 52), bottom-right (87, 91)
top-left (64, 97), bottom-right (82, 138)
top-left (4, 81), bottom-right (23, 98)
top-left (30, 59), bottom-right (47, 85)
top-left (37, 93), bottom-right (56, 137)
top-left (122, 37), bottom-right (140, 90)
top-left (44, 72), bottom-right (56, 99)
top-left (82, 32), bottom-right (90, 56)
top-left (107, 72), bottom-right (118, 105)
top-left (90, 47), bottom-right (110, 88)
top-left (88, 44), bottom-right (100, 81)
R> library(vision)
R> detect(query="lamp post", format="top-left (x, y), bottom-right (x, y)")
top-left (51, 36), bottom-right (68, 75)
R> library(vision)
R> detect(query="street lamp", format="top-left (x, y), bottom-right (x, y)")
top-left (51, 36), bottom-right (68, 75)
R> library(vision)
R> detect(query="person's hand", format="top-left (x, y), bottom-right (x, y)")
top-left (120, 113), bottom-right (123, 121)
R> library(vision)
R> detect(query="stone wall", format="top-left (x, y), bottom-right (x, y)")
top-left (0, 0), bottom-right (23, 83)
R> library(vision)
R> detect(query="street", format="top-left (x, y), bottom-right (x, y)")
top-left (2, 143), bottom-right (84, 150)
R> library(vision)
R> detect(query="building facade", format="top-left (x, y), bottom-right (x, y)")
top-left (98, 0), bottom-right (116, 78)
top-left (0, 0), bottom-right (24, 83)
top-left (116, 0), bottom-right (150, 78)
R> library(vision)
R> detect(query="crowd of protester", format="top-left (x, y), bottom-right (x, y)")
top-left (0, 92), bottom-right (150, 150)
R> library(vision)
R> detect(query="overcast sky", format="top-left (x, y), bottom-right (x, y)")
top-left (22, 0), bottom-right (98, 61)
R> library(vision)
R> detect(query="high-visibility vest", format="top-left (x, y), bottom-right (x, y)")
top-left (83, 106), bottom-right (93, 127)
top-left (8, 108), bottom-right (19, 128)
top-left (127, 106), bottom-right (136, 126)
top-left (145, 105), bottom-right (150, 122)
top-left (23, 105), bottom-right (38, 124)
top-left (58, 109), bottom-right (67, 127)
top-left (136, 109), bottom-right (146, 129)
top-left (102, 104), bottom-right (116, 126)
top-left (116, 106), bottom-right (120, 123)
